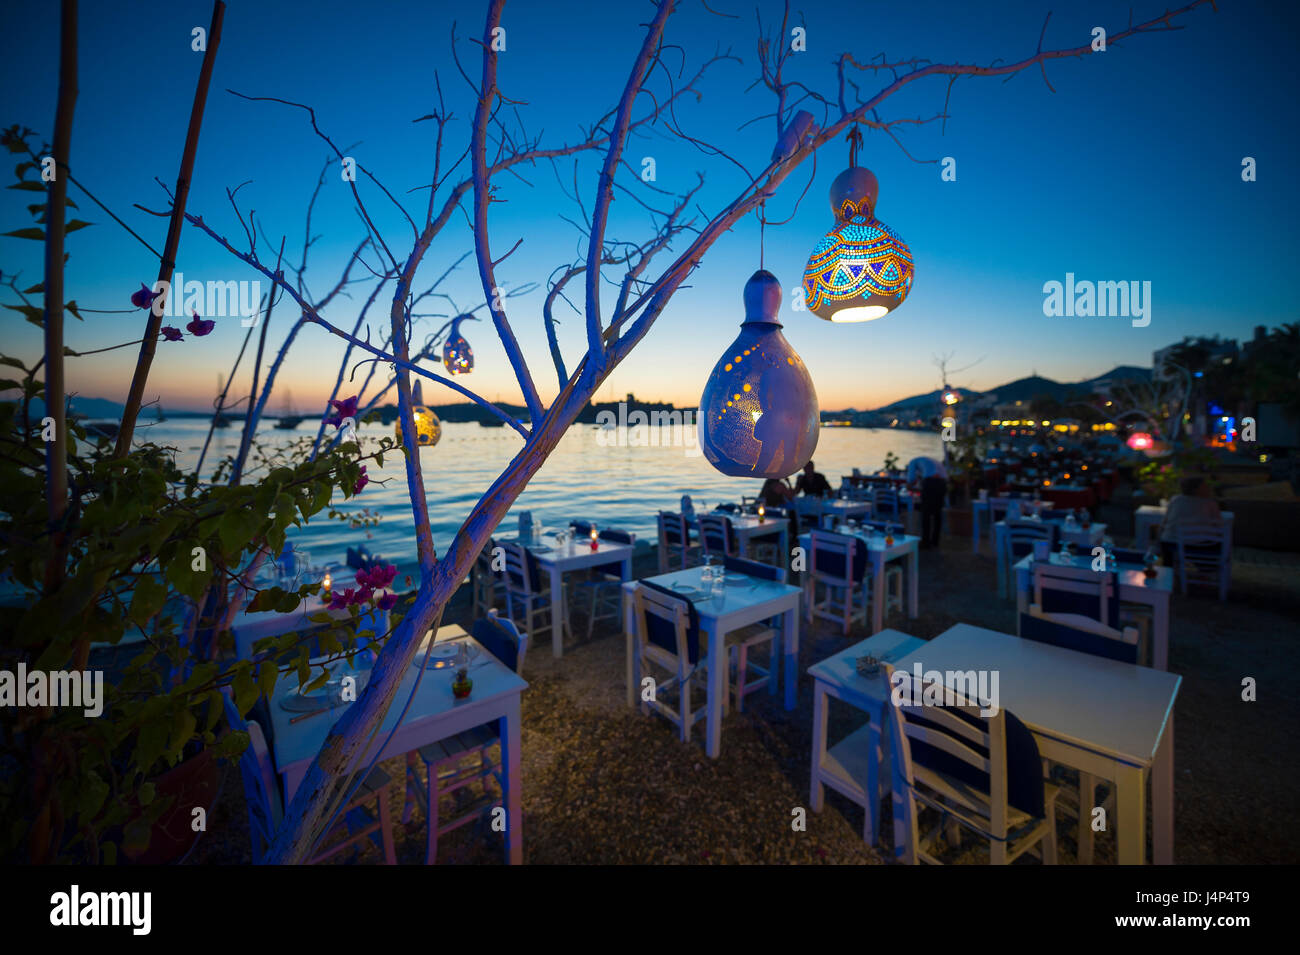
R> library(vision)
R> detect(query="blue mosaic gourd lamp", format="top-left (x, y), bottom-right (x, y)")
top-left (802, 166), bottom-right (913, 322)
top-left (698, 270), bottom-right (819, 478)
top-left (442, 314), bottom-right (477, 375)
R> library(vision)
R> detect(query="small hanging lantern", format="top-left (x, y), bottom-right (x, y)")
top-left (442, 314), bottom-right (478, 376)
top-left (698, 270), bottom-right (819, 478)
top-left (396, 380), bottom-right (442, 447)
top-left (802, 129), bottom-right (913, 322)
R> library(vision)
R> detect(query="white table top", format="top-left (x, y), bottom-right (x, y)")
top-left (798, 530), bottom-right (920, 560)
top-left (807, 629), bottom-right (926, 701)
top-left (1012, 554), bottom-right (1174, 594)
top-left (267, 626), bottom-right (527, 773)
top-left (623, 565), bottom-right (800, 623)
top-left (229, 594), bottom-right (353, 648)
top-left (500, 534), bottom-right (634, 569)
top-left (891, 623), bottom-right (1180, 767)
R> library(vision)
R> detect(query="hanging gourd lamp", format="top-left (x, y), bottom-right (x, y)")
top-left (442, 314), bottom-right (478, 375)
top-left (802, 129), bottom-right (913, 322)
top-left (698, 270), bottom-right (819, 478)
top-left (396, 380), bottom-right (441, 448)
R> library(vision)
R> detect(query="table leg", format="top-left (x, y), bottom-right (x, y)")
top-left (624, 590), bottom-right (638, 708)
top-left (995, 527), bottom-right (1007, 598)
top-left (705, 623), bottom-right (725, 758)
top-left (782, 604), bottom-right (799, 711)
top-left (1114, 763), bottom-right (1147, 865)
top-left (972, 503), bottom-right (981, 554)
top-left (1016, 572), bottom-right (1029, 616)
top-left (549, 565), bottom-right (565, 658)
top-left (1152, 713), bottom-right (1174, 864)
top-left (779, 524), bottom-right (789, 568)
top-left (501, 695), bottom-right (523, 865)
top-left (907, 547), bottom-right (919, 619)
top-left (1153, 593), bottom-right (1170, 671)
top-left (810, 683), bottom-right (827, 812)
top-left (872, 552), bottom-right (885, 633)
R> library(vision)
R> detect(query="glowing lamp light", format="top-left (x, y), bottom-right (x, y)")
top-left (698, 270), bottom-right (819, 478)
top-left (321, 572), bottom-right (332, 600)
top-left (396, 380), bottom-right (442, 448)
top-left (942, 388), bottom-right (960, 406)
top-left (442, 314), bottom-right (478, 375)
top-left (757, 503), bottom-right (766, 522)
top-left (589, 527), bottom-right (599, 551)
top-left (1127, 432), bottom-right (1154, 451)
top-left (802, 167), bottom-right (913, 322)
top-left (941, 416), bottom-right (956, 429)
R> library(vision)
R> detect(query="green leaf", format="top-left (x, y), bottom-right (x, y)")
top-left (65, 219), bottom-right (93, 233)
top-left (65, 300), bottom-right (82, 320)
top-left (79, 771), bottom-right (109, 820)
top-left (231, 664), bottom-right (257, 716)
top-left (138, 781), bottom-right (156, 807)
top-left (6, 180), bottom-right (45, 192)
top-left (2, 227), bottom-right (44, 240)
top-left (128, 574), bottom-right (166, 625)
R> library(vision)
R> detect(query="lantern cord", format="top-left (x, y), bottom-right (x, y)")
top-left (847, 125), bottom-right (863, 168)
top-left (759, 204), bottom-right (766, 270)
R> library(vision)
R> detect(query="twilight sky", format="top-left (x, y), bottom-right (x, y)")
top-left (1, 0), bottom-right (1296, 413)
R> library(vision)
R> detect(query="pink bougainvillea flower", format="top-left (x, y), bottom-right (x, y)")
top-left (131, 282), bottom-right (161, 309)
top-left (160, 326), bottom-right (183, 342)
top-left (325, 395), bottom-right (359, 428)
top-left (354, 585), bottom-right (375, 605)
top-left (329, 587), bottom-right (356, 611)
top-left (377, 592), bottom-right (398, 611)
top-left (186, 310), bottom-right (215, 337)
top-left (353, 465), bottom-right (369, 495)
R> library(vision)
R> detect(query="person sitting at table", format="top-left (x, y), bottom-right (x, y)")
top-left (760, 476), bottom-right (794, 508)
top-left (794, 461), bottom-right (833, 498)
top-left (1158, 475), bottom-right (1222, 563)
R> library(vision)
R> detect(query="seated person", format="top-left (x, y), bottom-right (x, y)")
top-left (760, 476), bottom-right (794, 508)
top-left (794, 461), bottom-right (833, 498)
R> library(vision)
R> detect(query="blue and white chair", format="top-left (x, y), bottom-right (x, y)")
top-left (403, 611), bottom-right (527, 864)
top-left (699, 513), bottom-right (737, 561)
top-left (720, 556), bottom-right (785, 710)
top-left (872, 485), bottom-right (901, 522)
top-left (1019, 604), bottom-right (1139, 864)
top-left (222, 690), bottom-right (396, 864)
top-left (629, 581), bottom-right (709, 743)
top-left (471, 538), bottom-right (505, 617)
top-left (657, 511), bottom-right (698, 573)
top-left (500, 541), bottom-right (561, 650)
top-left (885, 666), bottom-right (1059, 865)
top-left (1175, 520), bottom-right (1231, 601)
top-left (805, 529), bottom-right (870, 635)
top-left (575, 527), bottom-right (635, 639)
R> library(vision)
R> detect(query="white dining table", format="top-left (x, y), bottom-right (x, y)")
top-left (688, 511), bottom-right (789, 562)
top-left (993, 519), bottom-right (1107, 597)
top-left (501, 534), bottom-right (635, 658)
top-left (798, 530), bottom-right (920, 633)
top-left (267, 623), bottom-right (527, 863)
top-left (1133, 505), bottom-right (1234, 548)
top-left (622, 565), bottom-right (801, 759)
top-left (890, 624), bottom-right (1180, 864)
top-left (1012, 554), bottom-right (1174, 670)
top-left (807, 629), bottom-right (926, 846)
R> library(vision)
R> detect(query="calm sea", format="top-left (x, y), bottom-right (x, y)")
top-left (144, 418), bottom-right (941, 581)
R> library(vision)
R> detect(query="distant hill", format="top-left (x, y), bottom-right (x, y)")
top-left (26, 395), bottom-right (126, 420)
top-left (870, 366), bottom-right (1150, 412)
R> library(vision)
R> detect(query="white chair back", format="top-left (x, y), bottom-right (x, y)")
top-left (1031, 562), bottom-right (1114, 627)
top-left (1175, 519), bottom-right (1230, 599)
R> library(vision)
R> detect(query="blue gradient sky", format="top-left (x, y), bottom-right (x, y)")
top-left (1, 0), bottom-right (1295, 413)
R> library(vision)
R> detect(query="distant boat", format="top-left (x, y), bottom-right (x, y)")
top-left (274, 389), bottom-right (304, 430)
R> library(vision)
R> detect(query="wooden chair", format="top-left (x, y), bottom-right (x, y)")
top-left (805, 530), bottom-right (870, 635)
top-left (500, 541), bottom-right (561, 650)
top-left (656, 510), bottom-right (699, 572)
top-left (720, 556), bottom-right (784, 710)
top-left (1029, 562), bottom-right (1119, 633)
top-left (699, 513), bottom-right (737, 560)
top-left (403, 610), bottom-right (528, 864)
top-left (885, 666), bottom-right (1059, 865)
top-left (222, 691), bottom-right (396, 864)
top-left (872, 486), bottom-right (901, 521)
top-left (1175, 520), bottom-right (1231, 601)
top-left (629, 582), bottom-right (710, 743)
top-left (1019, 604), bottom-right (1139, 864)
